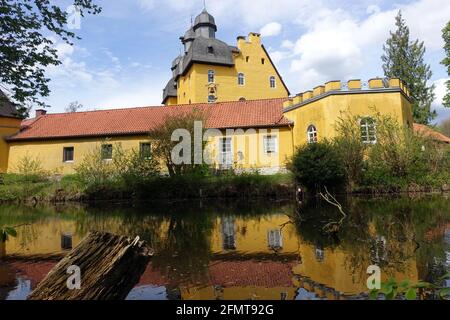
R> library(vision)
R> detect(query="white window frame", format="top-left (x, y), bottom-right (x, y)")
top-left (238, 73), bottom-right (245, 86)
top-left (307, 125), bottom-right (318, 144)
top-left (219, 137), bottom-right (233, 168)
top-left (63, 147), bottom-right (74, 163)
top-left (263, 135), bottom-right (278, 154)
top-left (208, 70), bottom-right (215, 83)
top-left (360, 117), bottom-right (377, 144)
top-left (269, 76), bottom-right (276, 88)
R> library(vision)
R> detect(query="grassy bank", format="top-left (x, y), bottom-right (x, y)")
top-left (0, 172), bottom-right (294, 204)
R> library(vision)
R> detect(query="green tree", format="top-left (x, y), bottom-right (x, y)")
top-left (149, 108), bottom-right (210, 177)
top-left (442, 20), bottom-right (450, 109)
top-left (290, 141), bottom-right (346, 194)
top-left (382, 11), bottom-right (436, 124)
top-left (0, 0), bottom-right (101, 117)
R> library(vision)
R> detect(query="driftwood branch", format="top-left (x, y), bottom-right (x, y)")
top-left (28, 231), bottom-right (153, 300)
top-left (319, 187), bottom-right (348, 233)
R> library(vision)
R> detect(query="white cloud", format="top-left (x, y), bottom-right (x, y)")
top-left (263, 0), bottom-right (450, 93)
top-left (260, 22), bottom-right (282, 37)
top-left (281, 40), bottom-right (294, 49)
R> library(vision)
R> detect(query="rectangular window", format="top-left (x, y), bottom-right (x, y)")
top-left (101, 144), bottom-right (113, 160)
top-left (263, 135), bottom-right (278, 154)
top-left (63, 147), bottom-right (74, 163)
top-left (140, 143), bottom-right (152, 159)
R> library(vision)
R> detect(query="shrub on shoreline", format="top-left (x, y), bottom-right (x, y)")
top-left (289, 141), bottom-right (346, 194)
top-left (289, 112), bottom-right (449, 194)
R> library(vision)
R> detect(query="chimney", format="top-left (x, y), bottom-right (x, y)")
top-left (36, 109), bottom-right (47, 118)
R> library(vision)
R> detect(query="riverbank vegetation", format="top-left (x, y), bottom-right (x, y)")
top-left (290, 112), bottom-right (450, 194)
top-left (0, 158), bottom-right (293, 204)
top-left (1, 110), bottom-right (449, 203)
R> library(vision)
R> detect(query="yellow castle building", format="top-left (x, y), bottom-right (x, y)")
top-left (0, 9), bottom-right (423, 175)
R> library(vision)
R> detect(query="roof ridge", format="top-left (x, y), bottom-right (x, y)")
top-left (26, 97), bottom-right (287, 118)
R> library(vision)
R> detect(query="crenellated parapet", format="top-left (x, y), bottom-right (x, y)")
top-left (283, 78), bottom-right (411, 109)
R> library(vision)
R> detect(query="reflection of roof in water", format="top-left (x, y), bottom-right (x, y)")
top-left (4, 258), bottom-right (299, 293)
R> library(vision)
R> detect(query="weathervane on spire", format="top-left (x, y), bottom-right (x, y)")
top-left (203, 0), bottom-right (207, 10)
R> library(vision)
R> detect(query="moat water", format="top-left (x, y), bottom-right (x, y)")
top-left (0, 195), bottom-right (449, 300)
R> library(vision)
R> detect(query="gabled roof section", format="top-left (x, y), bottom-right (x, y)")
top-left (261, 45), bottom-right (290, 96)
top-left (8, 98), bottom-right (292, 142)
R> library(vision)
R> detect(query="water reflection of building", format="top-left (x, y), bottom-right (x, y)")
top-left (0, 209), bottom-right (436, 300)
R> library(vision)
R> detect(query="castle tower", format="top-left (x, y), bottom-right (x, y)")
top-left (162, 9), bottom-right (290, 105)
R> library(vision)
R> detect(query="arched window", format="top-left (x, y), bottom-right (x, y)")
top-left (269, 76), bottom-right (276, 88)
top-left (360, 117), bottom-right (377, 144)
top-left (239, 97), bottom-right (246, 101)
top-left (238, 73), bottom-right (245, 86)
top-left (208, 70), bottom-right (215, 83)
top-left (307, 125), bottom-right (318, 144)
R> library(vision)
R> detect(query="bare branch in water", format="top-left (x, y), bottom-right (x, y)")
top-left (319, 187), bottom-right (347, 233)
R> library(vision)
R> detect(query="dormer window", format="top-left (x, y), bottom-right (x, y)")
top-left (207, 46), bottom-right (214, 54)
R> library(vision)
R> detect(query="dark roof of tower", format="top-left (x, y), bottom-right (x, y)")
top-left (0, 89), bottom-right (20, 118)
top-left (193, 9), bottom-right (217, 31)
top-left (183, 27), bottom-right (196, 42)
top-left (182, 36), bottom-right (234, 71)
top-left (162, 78), bottom-right (178, 103)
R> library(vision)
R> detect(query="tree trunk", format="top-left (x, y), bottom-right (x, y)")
top-left (28, 231), bottom-right (152, 300)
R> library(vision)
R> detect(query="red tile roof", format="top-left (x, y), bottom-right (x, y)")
top-left (414, 123), bottom-right (450, 143)
top-left (8, 98), bottom-right (291, 141)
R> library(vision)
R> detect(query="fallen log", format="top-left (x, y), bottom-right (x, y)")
top-left (28, 231), bottom-right (153, 300)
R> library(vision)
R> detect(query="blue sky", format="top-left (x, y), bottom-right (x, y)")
top-left (42, 0), bottom-right (450, 123)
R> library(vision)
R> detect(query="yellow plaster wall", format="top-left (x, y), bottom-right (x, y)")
top-left (175, 33), bottom-right (289, 105)
top-left (7, 126), bottom-right (293, 174)
top-left (284, 90), bottom-right (413, 148)
top-left (7, 135), bottom-right (152, 175)
top-left (0, 117), bottom-right (21, 173)
top-left (205, 126), bottom-right (293, 171)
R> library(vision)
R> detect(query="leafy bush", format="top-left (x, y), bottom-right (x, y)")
top-left (12, 154), bottom-right (49, 182)
top-left (75, 142), bottom-right (160, 189)
top-left (362, 114), bottom-right (450, 190)
top-left (334, 112), bottom-right (368, 191)
top-left (290, 141), bottom-right (346, 193)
